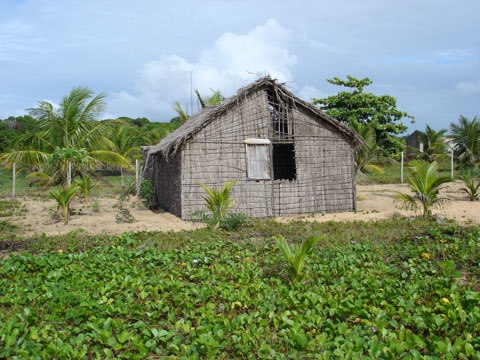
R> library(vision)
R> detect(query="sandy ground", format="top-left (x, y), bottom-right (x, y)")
top-left (4, 180), bottom-right (480, 237)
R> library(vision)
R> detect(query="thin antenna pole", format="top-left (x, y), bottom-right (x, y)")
top-left (190, 72), bottom-right (193, 116)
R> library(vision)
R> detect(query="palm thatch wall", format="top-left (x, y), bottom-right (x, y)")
top-left (143, 77), bottom-right (363, 220)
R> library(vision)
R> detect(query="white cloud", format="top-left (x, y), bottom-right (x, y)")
top-left (455, 81), bottom-right (480, 94)
top-left (107, 19), bottom-right (297, 121)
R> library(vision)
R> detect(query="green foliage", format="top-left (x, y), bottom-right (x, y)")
top-left (349, 119), bottom-right (385, 175)
top-left (200, 180), bottom-right (237, 229)
top-left (450, 115), bottom-right (480, 168)
top-left (171, 101), bottom-right (190, 125)
top-left (1, 219), bottom-right (479, 358)
top-left (49, 184), bottom-right (80, 224)
top-left (312, 75), bottom-right (414, 157)
top-left (0, 116), bottom-right (38, 153)
top-left (193, 211), bottom-right (250, 231)
top-left (74, 175), bottom-right (97, 203)
top-left (139, 179), bottom-right (154, 203)
top-left (0, 87), bottom-right (131, 183)
top-left (194, 88), bottom-right (223, 109)
top-left (459, 173), bottom-right (480, 201)
top-left (273, 235), bottom-right (323, 284)
top-left (411, 125), bottom-right (448, 163)
top-left (395, 161), bottom-right (451, 217)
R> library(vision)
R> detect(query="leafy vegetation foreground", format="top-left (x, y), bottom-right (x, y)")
top-left (0, 218), bottom-right (479, 359)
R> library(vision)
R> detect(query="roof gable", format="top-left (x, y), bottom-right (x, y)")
top-left (143, 77), bottom-right (363, 158)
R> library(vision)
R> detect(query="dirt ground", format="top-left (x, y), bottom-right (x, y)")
top-left (4, 180), bottom-right (480, 237)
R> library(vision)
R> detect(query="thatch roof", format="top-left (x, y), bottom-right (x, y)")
top-left (143, 77), bottom-right (364, 159)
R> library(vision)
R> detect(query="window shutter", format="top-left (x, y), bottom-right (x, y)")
top-left (245, 139), bottom-right (271, 180)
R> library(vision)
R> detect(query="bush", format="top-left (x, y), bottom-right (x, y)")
top-left (193, 211), bottom-right (250, 231)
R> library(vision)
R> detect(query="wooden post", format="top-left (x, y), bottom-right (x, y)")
top-left (135, 159), bottom-right (140, 196)
top-left (451, 149), bottom-right (454, 180)
top-left (400, 152), bottom-right (404, 184)
top-left (67, 161), bottom-right (72, 187)
top-left (12, 163), bottom-right (16, 198)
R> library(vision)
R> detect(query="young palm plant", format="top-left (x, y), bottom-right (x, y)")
top-left (74, 175), bottom-right (97, 204)
top-left (459, 174), bottom-right (480, 201)
top-left (200, 180), bottom-right (237, 228)
top-left (395, 161), bottom-right (451, 218)
top-left (50, 184), bottom-right (80, 224)
top-left (273, 235), bottom-right (324, 284)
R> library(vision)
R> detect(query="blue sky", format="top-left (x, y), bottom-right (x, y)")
top-left (0, 0), bottom-right (478, 132)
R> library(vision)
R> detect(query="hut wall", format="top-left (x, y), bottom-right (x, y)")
top-left (153, 152), bottom-right (182, 217)
top-left (178, 88), bottom-right (355, 220)
top-left (273, 107), bottom-right (355, 216)
top-left (180, 90), bottom-right (274, 219)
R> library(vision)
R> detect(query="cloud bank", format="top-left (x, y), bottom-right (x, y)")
top-left (108, 19), bottom-right (298, 121)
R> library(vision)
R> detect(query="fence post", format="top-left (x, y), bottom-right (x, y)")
top-left (400, 152), bottom-right (404, 184)
top-left (67, 161), bottom-right (72, 187)
top-left (135, 159), bottom-right (140, 196)
top-left (451, 149), bottom-right (454, 180)
top-left (12, 163), bottom-right (16, 198)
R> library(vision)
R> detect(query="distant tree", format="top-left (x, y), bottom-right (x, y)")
top-left (449, 115), bottom-right (480, 168)
top-left (312, 76), bottom-right (414, 157)
top-left (411, 125), bottom-right (448, 163)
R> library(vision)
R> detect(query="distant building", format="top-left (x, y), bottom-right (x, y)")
top-left (406, 130), bottom-right (422, 158)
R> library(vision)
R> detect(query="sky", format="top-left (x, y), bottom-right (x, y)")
top-left (0, 0), bottom-right (479, 133)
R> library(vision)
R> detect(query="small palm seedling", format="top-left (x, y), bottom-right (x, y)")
top-left (74, 175), bottom-right (97, 204)
top-left (49, 184), bottom-right (80, 224)
top-left (395, 161), bottom-right (451, 218)
top-left (273, 235), bottom-right (324, 284)
top-left (459, 173), bottom-right (480, 201)
top-left (200, 180), bottom-right (237, 229)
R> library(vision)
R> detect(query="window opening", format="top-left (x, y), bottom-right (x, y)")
top-left (273, 143), bottom-right (296, 180)
top-left (267, 88), bottom-right (294, 140)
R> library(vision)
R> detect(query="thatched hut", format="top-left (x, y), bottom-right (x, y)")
top-left (142, 77), bottom-right (363, 220)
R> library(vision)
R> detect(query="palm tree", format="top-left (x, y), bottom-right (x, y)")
top-left (349, 119), bottom-right (384, 175)
top-left (411, 125), bottom-right (448, 163)
top-left (194, 89), bottom-right (223, 109)
top-left (170, 101), bottom-right (190, 125)
top-left (0, 87), bottom-right (131, 184)
top-left (449, 115), bottom-right (480, 168)
top-left (104, 125), bottom-right (142, 186)
top-left (395, 161), bottom-right (451, 218)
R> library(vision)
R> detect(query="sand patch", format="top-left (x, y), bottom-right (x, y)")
top-left (3, 180), bottom-right (479, 237)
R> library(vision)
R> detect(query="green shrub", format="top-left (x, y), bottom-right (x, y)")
top-left (139, 179), bottom-right (154, 203)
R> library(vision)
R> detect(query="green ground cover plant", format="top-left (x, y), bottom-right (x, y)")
top-left (0, 218), bottom-right (479, 358)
